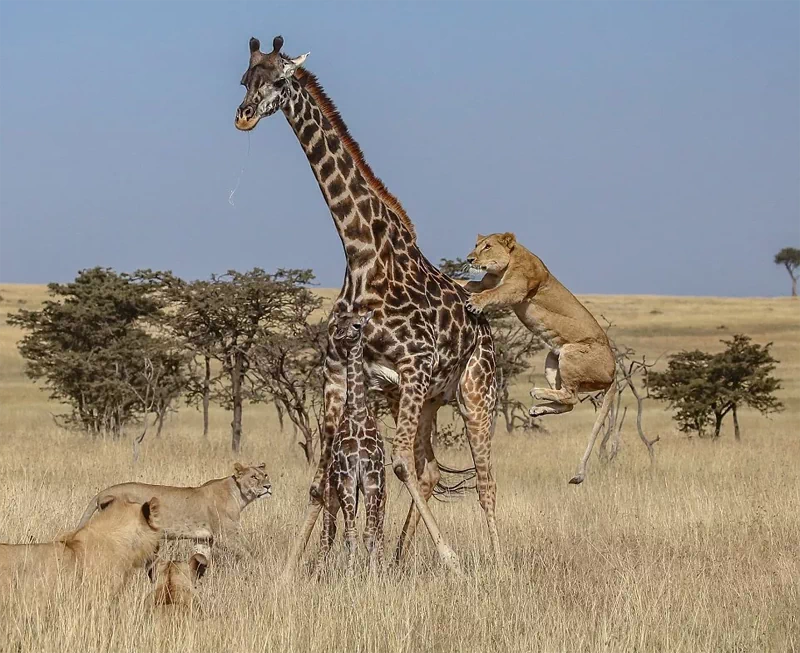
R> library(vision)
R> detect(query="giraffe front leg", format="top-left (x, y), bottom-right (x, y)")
top-left (363, 462), bottom-right (387, 572)
top-left (339, 477), bottom-right (358, 574)
top-left (392, 378), bottom-right (461, 574)
top-left (284, 357), bottom-right (345, 575)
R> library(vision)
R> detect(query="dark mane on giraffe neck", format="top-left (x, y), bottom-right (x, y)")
top-left (294, 68), bottom-right (417, 242)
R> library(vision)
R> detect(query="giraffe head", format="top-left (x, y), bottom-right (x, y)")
top-left (235, 35), bottom-right (309, 131)
top-left (332, 309), bottom-right (375, 345)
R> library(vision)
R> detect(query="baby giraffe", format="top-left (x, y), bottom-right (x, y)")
top-left (319, 309), bottom-right (386, 571)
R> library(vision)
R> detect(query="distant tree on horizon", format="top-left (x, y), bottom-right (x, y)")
top-left (774, 247), bottom-right (800, 298)
top-left (649, 334), bottom-right (782, 439)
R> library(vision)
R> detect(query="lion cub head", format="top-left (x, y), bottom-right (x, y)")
top-left (232, 463), bottom-right (272, 503)
top-left (148, 553), bottom-right (208, 607)
top-left (467, 232), bottom-right (517, 275)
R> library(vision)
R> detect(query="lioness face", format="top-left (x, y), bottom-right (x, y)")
top-left (467, 232), bottom-right (516, 275)
top-left (233, 463), bottom-right (272, 502)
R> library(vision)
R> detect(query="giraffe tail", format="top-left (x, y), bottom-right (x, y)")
top-left (433, 463), bottom-right (477, 501)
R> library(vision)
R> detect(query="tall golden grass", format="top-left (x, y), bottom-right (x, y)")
top-left (1, 285), bottom-right (798, 652)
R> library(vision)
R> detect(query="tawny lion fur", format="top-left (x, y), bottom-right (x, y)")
top-left (463, 232), bottom-right (616, 484)
top-left (0, 496), bottom-right (162, 589)
top-left (76, 463), bottom-right (271, 548)
top-left (148, 552), bottom-right (207, 609)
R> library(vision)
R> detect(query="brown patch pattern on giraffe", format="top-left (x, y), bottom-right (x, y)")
top-left (236, 36), bottom-right (499, 574)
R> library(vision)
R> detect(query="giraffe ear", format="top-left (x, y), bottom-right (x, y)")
top-left (280, 52), bottom-right (310, 79)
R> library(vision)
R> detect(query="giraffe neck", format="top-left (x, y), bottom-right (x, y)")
top-left (344, 339), bottom-right (367, 416)
top-left (280, 71), bottom-right (417, 279)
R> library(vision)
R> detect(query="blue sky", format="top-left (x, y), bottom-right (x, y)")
top-left (0, 1), bottom-right (797, 296)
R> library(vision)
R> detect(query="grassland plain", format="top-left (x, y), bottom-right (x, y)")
top-left (0, 284), bottom-right (798, 653)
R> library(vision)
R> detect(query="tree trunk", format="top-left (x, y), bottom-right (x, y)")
top-left (732, 403), bottom-right (741, 441)
top-left (792, 275), bottom-right (797, 298)
top-left (202, 355), bottom-right (210, 439)
top-left (713, 412), bottom-right (723, 438)
top-left (155, 408), bottom-right (166, 439)
top-left (297, 422), bottom-right (315, 465)
top-left (230, 352), bottom-right (244, 453)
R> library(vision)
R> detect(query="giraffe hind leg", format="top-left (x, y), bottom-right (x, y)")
top-left (458, 326), bottom-right (500, 558)
top-left (391, 381), bottom-right (461, 574)
top-left (395, 400), bottom-right (440, 564)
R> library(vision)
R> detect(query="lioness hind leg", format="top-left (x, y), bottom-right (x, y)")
top-left (543, 350), bottom-right (560, 389)
top-left (529, 401), bottom-right (575, 418)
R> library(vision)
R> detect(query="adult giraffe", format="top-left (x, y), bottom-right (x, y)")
top-left (234, 35), bottom-right (498, 573)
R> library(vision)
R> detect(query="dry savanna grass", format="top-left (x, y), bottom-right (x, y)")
top-left (0, 285), bottom-right (798, 652)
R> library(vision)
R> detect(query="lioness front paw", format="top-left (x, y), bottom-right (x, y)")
top-left (465, 297), bottom-right (483, 314)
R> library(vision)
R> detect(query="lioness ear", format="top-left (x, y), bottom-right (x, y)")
top-left (142, 497), bottom-right (162, 530)
top-left (499, 232), bottom-right (517, 249)
top-left (189, 553), bottom-right (209, 581)
top-left (233, 463), bottom-right (246, 477)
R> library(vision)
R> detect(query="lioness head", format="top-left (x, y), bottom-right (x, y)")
top-left (466, 232), bottom-right (517, 275)
top-left (233, 463), bottom-right (272, 502)
top-left (148, 552), bottom-right (208, 607)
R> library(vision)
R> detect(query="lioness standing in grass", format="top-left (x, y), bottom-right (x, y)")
top-left (463, 232), bottom-right (616, 484)
top-left (76, 463), bottom-right (272, 553)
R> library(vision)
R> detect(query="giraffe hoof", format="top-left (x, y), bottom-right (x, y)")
top-left (439, 546), bottom-right (463, 575)
top-left (529, 406), bottom-right (544, 418)
top-left (568, 474), bottom-right (585, 485)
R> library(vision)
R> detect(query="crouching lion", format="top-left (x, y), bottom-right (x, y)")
top-left (463, 232), bottom-right (616, 484)
top-left (76, 463), bottom-right (271, 554)
top-left (0, 496), bottom-right (161, 590)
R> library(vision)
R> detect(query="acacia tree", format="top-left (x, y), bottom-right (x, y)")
top-left (155, 268), bottom-right (316, 452)
top-left (649, 335), bottom-right (782, 439)
top-left (150, 275), bottom-right (223, 438)
top-left (8, 267), bottom-right (187, 438)
top-left (248, 286), bottom-right (327, 464)
top-left (774, 247), bottom-right (800, 298)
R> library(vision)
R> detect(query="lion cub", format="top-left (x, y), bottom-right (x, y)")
top-left (319, 309), bottom-right (386, 571)
top-left (463, 232), bottom-right (616, 484)
top-left (0, 497), bottom-right (162, 591)
top-left (148, 553), bottom-right (208, 608)
top-left (76, 463), bottom-right (271, 553)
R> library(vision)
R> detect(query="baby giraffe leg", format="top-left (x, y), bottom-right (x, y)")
top-left (339, 476), bottom-right (358, 573)
top-left (317, 473), bottom-right (340, 572)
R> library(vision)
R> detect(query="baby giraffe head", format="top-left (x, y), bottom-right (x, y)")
top-left (332, 309), bottom-right (375, 345)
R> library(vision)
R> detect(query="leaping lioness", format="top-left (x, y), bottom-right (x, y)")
top-left (462, 232), bottom-right (616, 484)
